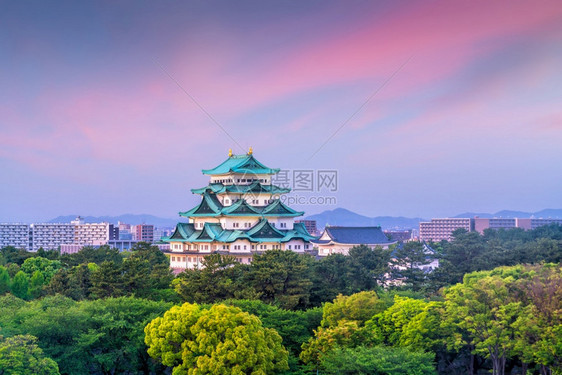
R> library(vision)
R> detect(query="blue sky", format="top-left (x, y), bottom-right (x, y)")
top-left (1, 0), bottom-right (561, 222)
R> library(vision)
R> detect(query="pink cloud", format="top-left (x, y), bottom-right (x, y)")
top-left (3, 0), bottom-right (561, 177)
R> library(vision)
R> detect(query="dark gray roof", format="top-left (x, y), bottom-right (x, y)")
top-left (313, 226), bottom-right (393, 245)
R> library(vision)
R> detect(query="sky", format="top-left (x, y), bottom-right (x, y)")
top-left (1, 0), bottom-right (562, 222)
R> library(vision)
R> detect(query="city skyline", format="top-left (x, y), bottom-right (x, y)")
top-left (2, 1), bottom-right (562, 222)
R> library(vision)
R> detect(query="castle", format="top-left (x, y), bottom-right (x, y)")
top-left (164, 149), bottom-right (316, 270)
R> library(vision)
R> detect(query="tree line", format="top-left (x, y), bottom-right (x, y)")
top-left (0, 224), bottom-right (561, 374)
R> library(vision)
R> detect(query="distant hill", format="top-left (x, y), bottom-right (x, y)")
top-left (453, 209), bottom-right (562, 219)
top-left (48, 214), bottom-right (180, 228)
top-left (303, 208), bottom-right (425, 230)
top-left (534, 209), bottom-right (562, 218)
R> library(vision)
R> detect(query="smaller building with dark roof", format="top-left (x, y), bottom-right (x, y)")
top-left (312, 226), bottom-right (397, 256)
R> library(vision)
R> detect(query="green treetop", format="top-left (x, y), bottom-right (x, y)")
top-left (144, 302), bottom-right (289, 374)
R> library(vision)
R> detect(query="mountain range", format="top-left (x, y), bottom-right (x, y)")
top-left (303, 208), bottom-right (425, 230)
top-left (47, 208), bottom-right (562, 231)
top-left (452, 209), bottom-right (562, 219)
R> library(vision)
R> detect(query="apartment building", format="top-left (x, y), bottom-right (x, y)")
top-left (422, 216), bottom-right (562, 240)
top-left (132, 224), bottom-right (154, 243)
top-left (516, 218), bottom-right (562, 230)
top-left (474, 218), bottom-right (516, 234)
top-left (69, 216), bottom-right (118, 245)
top-left (29, 223), bottom-right (75, 252)
top-left (0, 223), bottom-right (30, 250)
top-left (419, 218), bottom-right (473, 242)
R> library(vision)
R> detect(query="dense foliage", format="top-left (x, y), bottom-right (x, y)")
top-left (0, 224), bottom-right (560, 374)
top-left (0, 334), bottom-right (60, 375)
top-left (144, 302), bottom-right (289, 374)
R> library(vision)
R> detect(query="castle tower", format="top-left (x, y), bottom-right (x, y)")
top-left (165, 149), bottom-right (316, 270)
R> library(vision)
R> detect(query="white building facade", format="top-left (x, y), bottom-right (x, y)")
top-left (419, 218), bottom-right (474, 242)
top-left (29, 223), bottom-right (75, 252)
top-left (0, 223), bottom-right (30, 250)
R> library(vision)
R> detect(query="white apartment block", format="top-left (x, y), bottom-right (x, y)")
top-left (0, 224), bottom-right (30, 250)
top-left (419, 218), bottom-right (473, 242)
top-left (29, 223), bottom-right (75, 252)
top-left (73, 222), bottom-right (112, 246)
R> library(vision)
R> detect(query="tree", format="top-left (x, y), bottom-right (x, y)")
top-left (36, 248), bottom-right (61, 261)
top-left (321, 291), bottom-right (386, 328)
top-left (443, 268), bottom-right (528, 375)
top-left (224, 299), bottom-right (323, 356)
top-left (89, 261), bottom-right (123, 299)
top-left (10, 271), bottom-right (29, 300)
top-left (145, 302), bottom-right (289, 374)
top-left (0, 295), bottom-right (171, 375)
top-left (347, 245), bottom-right (391, 290)
top-left (20, 257), bottom-right (62, 283)
top-left (73, 297), bottom-right (172, 374)
top-left (67, 264), bottom-right (93, 300)
top-left (300, 319), bottom-right (382, 366)
top-left (29, 270), bottom-right (46, 299)
top-left (173, 254), bottom-right (253, 304)
top-left (309, 253), bottom-right (353, 304)
top-left (371, 296), bottom-right (431, 347)
top-left (431, 229), bottom-right (493, 288)
top-left (320, 345), bottom-right (437, 375)
top-left (0, 246), bottom-right (33, 265)
top-left (247, 249), bottom-right (313, 310)
top-left (121, 256), bottom-right (152, 297)
top-left (391, 241), bottom-right (433, 291)
top-left (300, 291), bottom-right (386, 367)
top-left (0, 266), bottom-right (10, 295)
top-left (5, 263), bottom-right (20, 278)
top-left (129, 242), bottom-right (169, 268)
top-left (512, 264), bottom-right (562, 374)
top-left (0, 334), bottom-right (60, 375)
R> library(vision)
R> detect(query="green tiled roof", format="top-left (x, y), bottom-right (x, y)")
top-left (222, 199), bottom-right (262, 216)
top-left (165, 219), bottom-right (317, 244)
top-left (179, 193), bottom-right (304, 218)
top-left (191, 181), bottom-right (290, 195)
top-left (281, 222), bottom-right (318, 242)
top-left (246, 219), bottom-right (286, 240)
top-left (202, 154), bottom-right (280, 175)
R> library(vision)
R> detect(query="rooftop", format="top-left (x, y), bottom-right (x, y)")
top-left (201, 151), bottom-right (280, 176)
top-left (164, 219), bottom-right (316, 244)
top-left (179, 193), bottom-right (304, 218)
top-left (312, 226), bottom-right (394, 245)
